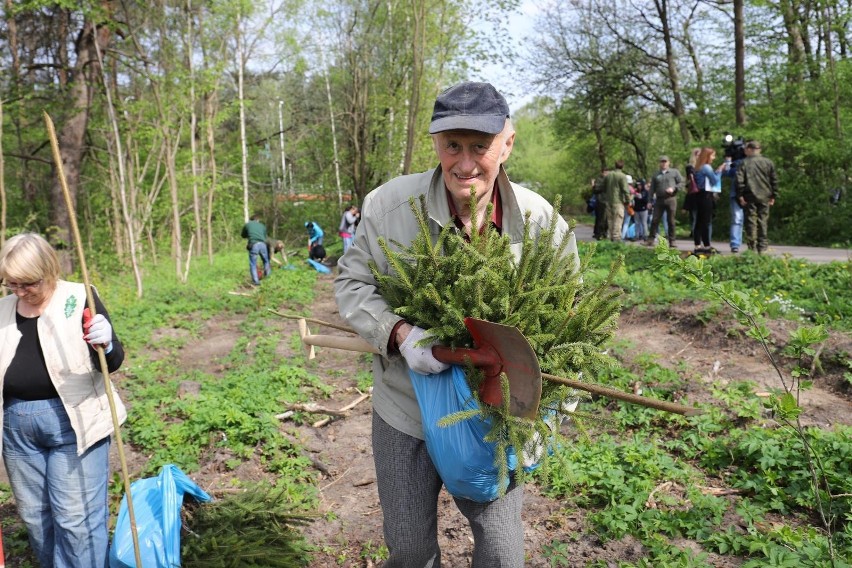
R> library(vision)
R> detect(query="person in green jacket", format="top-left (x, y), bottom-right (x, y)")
top-left (645, 156), bottom-right (684, 248)
top-left (736, 141), bottom-right (777, 254)
top-left (603, 160), bottom-right (630, 242)
top-left (241, 213), bottom-right (271, 285)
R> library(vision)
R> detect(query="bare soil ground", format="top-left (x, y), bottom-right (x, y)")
top-left (3, 272), bottom-right (851, 567)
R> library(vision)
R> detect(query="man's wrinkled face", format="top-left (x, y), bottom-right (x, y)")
top-left (432, 124), bottom-right (515, 206)
top-left (660, 160), bottom-right (669, 170)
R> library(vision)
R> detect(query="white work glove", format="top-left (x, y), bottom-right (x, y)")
top-left (84, 312), bottom-right (113, 352)
top-left (399, 325), bottom-right (450, 375)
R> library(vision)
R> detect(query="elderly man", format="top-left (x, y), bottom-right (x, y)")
top-left (334, 82), bottom-right (579, 568)
top-left (645, 155), bottom-right (684, 248)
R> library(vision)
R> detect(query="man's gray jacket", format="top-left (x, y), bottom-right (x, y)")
top-left (650, 168), bottom-right (684, 199)
top-left (334, 166), bottom-right (578, 440)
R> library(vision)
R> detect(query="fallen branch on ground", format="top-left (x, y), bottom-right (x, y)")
top-left (277, 392), bottom-right (371, 422)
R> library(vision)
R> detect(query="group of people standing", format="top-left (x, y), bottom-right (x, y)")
top-left (589, 140), bottom-right (777, 255)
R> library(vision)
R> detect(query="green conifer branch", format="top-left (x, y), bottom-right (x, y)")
top-left (373, 195), bottom-right (623, 492)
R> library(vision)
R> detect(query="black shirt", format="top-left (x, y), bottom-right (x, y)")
top-left (3, 291), bottom-right (124, 401)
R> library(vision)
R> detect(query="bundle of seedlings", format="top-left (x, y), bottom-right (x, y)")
top-left (181, 483), bottom-right (315, 567)
top-left (372, 194), bottom-right (622, 486)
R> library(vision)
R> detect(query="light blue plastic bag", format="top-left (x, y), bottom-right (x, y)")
top-left (109, 464), bottom-right (212, 568)
top-left (409, 365), bottom-right (518, 502)
top-left (307, 258), bottom-right (331, 274)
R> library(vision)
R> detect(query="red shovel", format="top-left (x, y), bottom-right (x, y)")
top-left (432, 318), bottom-right (542, 420)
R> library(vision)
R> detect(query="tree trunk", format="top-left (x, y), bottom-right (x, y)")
top-left (187, 0), bottom-right (203, 257)
top-left (205, 90), bottom-right (219, 265)
top-left (822, 2), bottom-right (843, 136)
top-left (656, 0), bottom-right (690, 145)
top-left (237, 14), bottom-right (249, 223)
top-left (49, 14), bottom-right (112, 271)
top-left (1, 100), bottom-right (6, 251)
top-left (734, 0), bottom-right (746, 125)
top-left (94, 31), bottom-right (144, 297)
top-left (320, 42), bottom-right (343, 209)
top-left (779, 0), bottom-right (807, 98)
top-left (402, 0), bottom-right (426, 175)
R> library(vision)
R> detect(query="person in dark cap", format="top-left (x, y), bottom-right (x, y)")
top-left (335, 82), bottom-right (579, 567)
top-left (645, 155), bottom-right (684, 248)
top-left (736, 140), bottom-right (777, 253)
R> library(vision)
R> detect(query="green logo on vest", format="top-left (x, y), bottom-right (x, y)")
top-left (64, 295), bottom-right (77, 318)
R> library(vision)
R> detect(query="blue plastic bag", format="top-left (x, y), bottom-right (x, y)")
top-left (409, 365), bottom-right (518, 502)
top-left (109, 464), bottom-right (212, 568)
top-left (307, 258), bottom-right (331, 274)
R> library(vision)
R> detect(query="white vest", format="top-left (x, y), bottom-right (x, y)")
top-left (0, 280), bottom-right (126, 455)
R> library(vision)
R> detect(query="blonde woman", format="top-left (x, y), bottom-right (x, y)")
top-left (0, 233), bottom-right (125, 567)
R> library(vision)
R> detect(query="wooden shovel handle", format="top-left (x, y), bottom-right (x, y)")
top-left (542, 373), bottom-right (702, 417)
top-left (302, 333), bottom-right (380, 354)
top-left (297, 328), bottom-right (703, 417)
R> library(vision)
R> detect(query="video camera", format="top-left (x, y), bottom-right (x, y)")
top-left (722, 133), bottom-right (746, 162)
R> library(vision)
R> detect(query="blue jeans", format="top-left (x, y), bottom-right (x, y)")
top-left (634, 210), bottom-right (648, 240)
top-left (248, 241), bottom-right (271, 285)
top-left (730, 197), bottom-right (743, 250)
top-left (342, 235), bottom-right (354, 253)
top-left (3, 398), bottom-right (111, 568)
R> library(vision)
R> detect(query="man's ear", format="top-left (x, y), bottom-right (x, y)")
top-left (499, 131), bottom-right (516, 164)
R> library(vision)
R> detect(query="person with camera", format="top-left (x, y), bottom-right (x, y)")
top-left (736, 140), bottom-right (777, 254)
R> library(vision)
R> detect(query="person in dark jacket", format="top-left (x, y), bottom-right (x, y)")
top-left (692, 147), bottom-right (725, 254)
top-left (241, 213), bottom-right (271, 286)
top-left (632, 179), bottom-right (650, 241)
top-left (591, 168), bottom-right (609, 240)
top-left (736, 141), bottom-right (777, 254)
top-left (645, 156), bottom-right (684, 248)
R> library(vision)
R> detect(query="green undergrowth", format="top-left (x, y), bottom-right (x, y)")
top-left (101, 252), bottom-right (324, 563)
top-left (111, 253), bottom-right (323, 481)
top-left (579, 241), bottom-right (852, 331)
top-left (15, 242), bottom-right (846, 567)
top-left (537, 243), bottom-right (852, 566)
top-left (538, 355), bottom-right (852, 567)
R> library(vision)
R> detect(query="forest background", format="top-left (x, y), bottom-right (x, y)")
top-left (1, 0), bottom-right (851, 291)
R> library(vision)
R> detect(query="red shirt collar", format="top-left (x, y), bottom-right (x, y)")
top-left (445, 183), bottom-right (503, 236)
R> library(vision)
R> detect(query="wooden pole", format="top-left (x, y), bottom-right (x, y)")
top-left (44, 112), bottom-right (143, 568)
top-left (297, 324), bottom-right (702, 417)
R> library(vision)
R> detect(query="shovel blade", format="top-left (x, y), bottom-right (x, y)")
top-left (463, 318), bottom-right (542, 420)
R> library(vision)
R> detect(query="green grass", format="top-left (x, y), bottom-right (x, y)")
top-left (579, 241), bottom-right (852, 331)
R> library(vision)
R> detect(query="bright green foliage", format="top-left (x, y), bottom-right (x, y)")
top-left (580, 242), bottom-right (852, 332)
top-left (698, 426), bottom-right (852, 520)
top-left (372, 194), bottom-right (622, 489)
